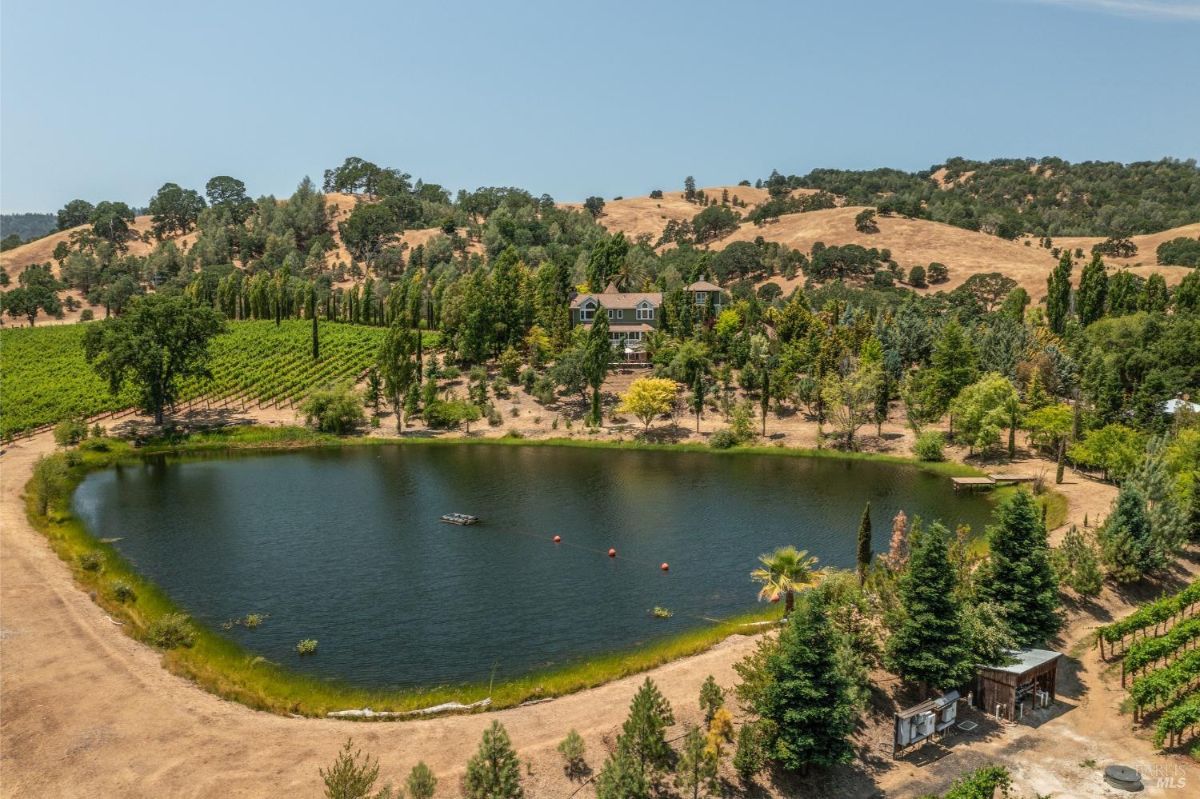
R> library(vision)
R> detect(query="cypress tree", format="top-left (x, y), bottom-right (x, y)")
top-left (885, 522), bottom-right (973, 691)
top-left (976, 490), bottom-right (1062, 646)
top-left (1046, 249), bottom-right (1073, 335)
top-left (1077, 253), bottom-right (1108, 326)
top-left (463, 721), bottom-right (524, 799)
top-left (856, 503), bottom-right (872, 586)
top-left (1099, 484), bottom-right (1154, 583)
top-left (758, 591), bottom-right (857, 772)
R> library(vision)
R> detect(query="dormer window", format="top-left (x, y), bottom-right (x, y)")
top-left (636, 301), bottom-right (655, 321)
top-left (579, 300), bottom-right (596, 322)
top-left (694, 292), bottom-right (707, 305)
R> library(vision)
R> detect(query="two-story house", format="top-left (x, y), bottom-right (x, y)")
top-left (570, 281), bottom-right (661, 362)
top-left (686, 280), bottom-right (725, 315)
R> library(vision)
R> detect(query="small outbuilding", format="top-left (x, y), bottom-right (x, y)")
top-left (974, 648), bottom-right (1062, 722)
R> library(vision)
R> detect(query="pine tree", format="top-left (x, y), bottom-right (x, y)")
top-left (856, 502), bottom-right (872, 585)
top-left (674, 725), bottom-right (719, 799)
top-left (1046, 249), bottom-right (1073, 335)
top-left (463, 721), bottom-right (524, 799)
top-left (618, 678), bottom-right (675, 778)
top-left (929, 319), bottom-right (979, 419)
top-left (975, 490), bottom-right (1062, 646)
top-left (757, 591), bottom-right (857, 772)
top-left (885, 522), bottom-right (973, 691)
top-left (319, 739), bottom-right (391, 799)
top-left (1053, 525), bottom-right (1103, 597)
top-left (594, 746), bottom-right (648, 799)
top-left (699, 674), bottom-right (723, 723)
top-left (406, 762), bottom-right (437, 799)
top-left (733, 721), bottom-right (768, 784)
top-left (556, 729), bottom-right (587, 780)
top-left (1099, 484), bottom-right (1155, 583)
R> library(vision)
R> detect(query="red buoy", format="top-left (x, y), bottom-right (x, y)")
top-left (553, 535), bottom-right (562, 543)
top-left (608, 548), bottom-right (617, 558)
top-left (770, 595), bottom-right (780, 603)
top-left (661, 563), bottom-right (670, 572)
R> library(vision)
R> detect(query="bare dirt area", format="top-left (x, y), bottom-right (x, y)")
top-left (1, 395), bottom-right (1195, 798)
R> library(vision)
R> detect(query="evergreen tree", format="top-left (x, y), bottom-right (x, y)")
top-left (1128, 436), bottom-right (1188, 566)
top-left (975, 490), bottom-right (1062, 646)
top-left (885, 522), bottom-right (973, 691)
top-left (733, 721), bottom-right (768, 784)
top-left (583, 312), bottom-right (611, 426)
top-left (699, 674), bottom-right (723, 723)
top-left (463, 721), bottom-right (524, 799)
top-left (929, 319), bottom-right (978, 419)
top-left (319, 739), bottom-right (391, 799)
top-left (1046, 249), bottom-right (1073, 335)
top-left (406, 762), bottom-right (437, 799)
top-left (1076, 253), bottom-right (1108, 326)
top-left (1053, 525), bottom-right (1103, 597)
top-left (674, 725), bottom-right (719, 799)
top-left (856, 502), bottom-right (872, 586)
top-left (757, 591), bottom-right (857, 772)
top-left (618, 678), bottom-right (675, 778)
top-left (1100, 484), bottom-right (1155, 583)
top-left (594, 746), bottom-right (648, 799)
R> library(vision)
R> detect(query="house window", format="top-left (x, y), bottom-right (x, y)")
top-left (636, 303), bottom-right (655, 321)
top-left (607, 309), bottom-right (624, 320)
top-left (625, 331), bottom-right (642, 341)
top-left (579, 302), bottom-right (594, 322)
top-left (694, 292), bottom-right (707, 305)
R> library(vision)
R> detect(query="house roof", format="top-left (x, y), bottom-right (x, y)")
top-left (570, 292), bottom-right (662, 310)
top-left (576, 322), bottom-right (655, 333)
top-left (687, 280), bottom-right (723, 292)
top-left (981, 648), bottom-right (1061, 675)
top-left (1165, 398), bottom-right (1200, 414)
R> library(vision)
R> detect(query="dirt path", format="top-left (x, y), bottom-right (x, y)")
top-left (0, 408), bottom-right (1193, 798)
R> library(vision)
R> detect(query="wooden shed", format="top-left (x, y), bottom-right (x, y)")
top-left (974, 648), bottom-right (1061, 722)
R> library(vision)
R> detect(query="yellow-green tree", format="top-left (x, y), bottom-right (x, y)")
top-left (618, 377), bottom-right (679, 432)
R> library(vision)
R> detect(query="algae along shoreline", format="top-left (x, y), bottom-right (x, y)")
top-left (28, 426), bottom-right (1050, 718)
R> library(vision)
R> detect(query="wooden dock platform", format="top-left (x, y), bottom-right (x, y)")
top-left (951, 474), bottom-right (1036, 492)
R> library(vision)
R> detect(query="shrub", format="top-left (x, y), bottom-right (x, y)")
top-left (733, 721), bottom-right (768, 783)
top-left (111, 580), bottom-right (137, 603)
top-left (296, 638), bottom-right (319, 655)
top-left (439, 365), bottom-right (461, 380)
top-left (873, 269), bottom-right (894, 288)
top-left (243, 613), bottom-right (264, 629)
top-left (30, 453), bottom-right (71, 517)
top-left (532, 375), bottom-right (557, 405)
top-left (148, 613), bottom-right (195, 649)
top-left (915, 431), bottom-right (945, 461)
top-left (649, 189), bottom-right (664, 199)
top-left (320, 739), bottom-right (384, 799)
top-left (78, 552), bottom-right (103, 572)
top-left (927, 262), bottom-right (949, 283)
top-left (499, 347), bottom-right (522, 382)
top-left (491, 377), bottom-right (510, 399)
top-left (519, 367), bottom-right (537, 392)
top-left (407, 761), bottom-right (438, 799)
top-left (53, 418), bottom-right (88, 447)
top-left (301, 387), bottom-right (365, 435)
top-left (909, 264), bottom-right (927, 288)
top-left (1156, 236), bottom-right (1200, 267)
top-left (710, 429), bottom-right (740, 450)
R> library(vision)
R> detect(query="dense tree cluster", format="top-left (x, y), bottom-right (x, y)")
top-left (771, 157), bottom-right (1200, 237)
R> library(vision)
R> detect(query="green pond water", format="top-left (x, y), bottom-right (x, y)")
top-left (71, 444), bottom-right (995, 688)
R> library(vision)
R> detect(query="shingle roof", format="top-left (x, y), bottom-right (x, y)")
top-left (687, 280), bottom-right (723, 292)
top-left (570, 292), bottom-right (662, 310)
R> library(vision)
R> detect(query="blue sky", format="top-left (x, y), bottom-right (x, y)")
top-left (2, 0), bottom-right (1198, 212)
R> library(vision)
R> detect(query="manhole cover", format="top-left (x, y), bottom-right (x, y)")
top-left (1104, 764), bottom-right (1143, 791)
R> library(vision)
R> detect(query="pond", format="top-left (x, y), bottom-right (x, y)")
top-left (72, 444), bottom-right (995, 689)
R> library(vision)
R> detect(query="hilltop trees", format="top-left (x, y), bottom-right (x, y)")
top-left (56, 199), bottom-right (95, 231)
top-left (90, 201), bottom-right (137, 249)
top-left (148, 182), bottom-right (206, 238)
top-left (82, 294), bottom-right (225, 425)
top-left (205, 176), bottom-right (255, 224)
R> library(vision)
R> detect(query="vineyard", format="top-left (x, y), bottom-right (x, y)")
top-left (1100, 581), bottom-right (1200, 751)
top-left (0, 320), bottom-right (439, 439)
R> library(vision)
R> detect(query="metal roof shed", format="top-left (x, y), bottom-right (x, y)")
top-left (974, 648), bottom-right (1062, 722)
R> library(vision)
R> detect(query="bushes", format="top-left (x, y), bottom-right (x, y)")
top-left (908, 264), bottom-right (927, 288)
top-left (78, 552), bottom-right (103, 572)
top-left (914, 431), bottom-right (945, 461)
top-left (147, 613), bottom-right (195, 649)
top-left (709, 429), bottom-right (740, 450)
top-left (927, 262), bottom-right (949, 284)
top-left (53, 418), bottom-right (88, 446)
top-left (110, 580), bottom-right (137, 603)
top-left (1157, 236), bottom-right (1200, 267)
top-left (30, 453), bottom-right (71, 516)
top-left (300, 387), bottom-right (365, 435)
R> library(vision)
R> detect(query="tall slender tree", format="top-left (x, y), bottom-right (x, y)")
top-left (1076, 253), bottom-right (1108, 326)
top-left (1046, 249), bottom-right (1073, 335)
top-left (856, 503), bottom-right (872, 586)
top-left (378, 322), bottom-right (417, 431)
top-left (583, 312), bottom-right (611, 426)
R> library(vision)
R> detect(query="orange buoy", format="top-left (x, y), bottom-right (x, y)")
top-left (553, 535), bottom-right (562, 543)
top-left (660, 563), bottom-right (670, 572)
top-left (608, 548), bottom-right (617, 558)
top-left (770, 595), bottom-right (780, 603)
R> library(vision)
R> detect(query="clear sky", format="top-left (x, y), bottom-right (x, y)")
top-left (2, 0), bottom-right (1198, 213)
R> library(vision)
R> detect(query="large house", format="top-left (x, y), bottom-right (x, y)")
top-left (569, 279), bottom-right (726, 362)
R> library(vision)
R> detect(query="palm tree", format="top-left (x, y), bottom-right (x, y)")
top-left (750, 546), bottom-right (821, 615)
